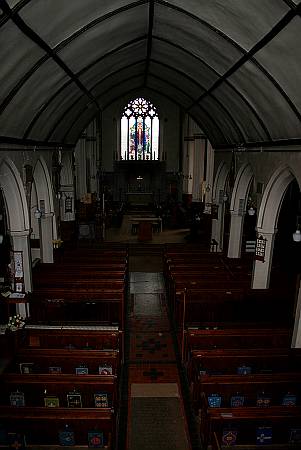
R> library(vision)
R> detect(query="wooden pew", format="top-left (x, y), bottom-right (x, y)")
top-left (0, 358), bottom-right (119, 449)
top-left (187, 348), bottom-right (301, 407)
top-left (201, 406), bottom-right (301, 449)
top-left (7, 348), bottom-right (119, 377)
top-left (185, 327), bottom-right (292, 361)
top-left (0, 322), bottom-right (124, 448)
top-left (28, 286), bottom-right (125, 327)
top-left (0, 405), bottom-right (115, 448)
top-left (22, 324), bottom-right (122, 352)
top-left (174, 288), bottom-right (291, 344)
top-left (198, 372), bottom-right (301, 410)
top-left (188, 347), bottom-right (301, 377)
top-left (33, 279), bottom-right (126, 290)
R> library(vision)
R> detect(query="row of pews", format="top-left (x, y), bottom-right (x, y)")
top-left (0, 244), bottom-right (128, 449)
top-left (29, 245), bottom-right (128, 326)
top-left (164, 244), bottom-right (301, 449)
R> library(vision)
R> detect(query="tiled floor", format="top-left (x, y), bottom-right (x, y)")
top-left (126, 272), bottom-right (191, 450)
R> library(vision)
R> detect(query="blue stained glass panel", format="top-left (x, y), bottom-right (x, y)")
top-left (121, 97), bottom-right (159, 161)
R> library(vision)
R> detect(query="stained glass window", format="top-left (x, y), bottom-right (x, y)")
top-left (121, 97), bottom-right (159, 161)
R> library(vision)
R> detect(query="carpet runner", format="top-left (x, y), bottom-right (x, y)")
top-left (126, 272), bottom-right (191, 450)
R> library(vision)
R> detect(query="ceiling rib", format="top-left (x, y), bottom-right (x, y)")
top-left (153, 36), bottom-right (272, 140)
top-left (23, 78), bottom-right (74, 139)
top-left (24, 37), bottom-right (147, 139)
top-left (46, 94), bottom-right (87, 142)
top-left (281, 0), bottom-right (301, 10)
top-left (0, 0), bottom-right (101, 110)
top-left (53, 0), bottom-right (148, 52)
top-left (154, 1), bottom-right (301, 131)
top-left (50, 54), bottom-right (251, 145)
top-left (97, 84), bottom-right (229, 146)
top-left (215, 137), bottom-right (301, 150)
top-left (187, 4), bottom-right (301, 120)
top-left (0, 135), bottom-right (73, 148)
top-left (150, 59), bottom-right (246, 141)
top-left (77, 36), bottom-right (147, 77)
top-left (86, 68), bottom-right (233, 145)
top-left (146, 73), bottom-right (230, 143)
top-left (45, 60), bottom-right (146, 142)
top-left (0, 54), bottom-right (49, 114)
top-left (144, 0), bottom-right (154, 86)
top-left (155, 0), bottom-right (246, 52)
top-left (251, 58), bottom-right (301, 122)
top-left (63, 75), bottom-right (148, 143)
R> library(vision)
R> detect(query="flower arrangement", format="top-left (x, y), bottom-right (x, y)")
top-left (7, 314), bottom-right (26, 331)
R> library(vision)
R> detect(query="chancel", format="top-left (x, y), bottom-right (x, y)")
top-left (1, 1), bottom-right (301, 449)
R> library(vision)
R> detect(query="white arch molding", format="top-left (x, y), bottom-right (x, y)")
top-left (251, 165), bottom-right (301, 348)
top-left (32, 156), bottom-right (56, 263)
top-left (0, 157), bottom-right (30, 232)
top-left (211, 162), bottom-right (229, 251)
top-left (0, 157), bottom-right (32, 307)
top-left (227, 164), bottom-right (254, 258)
top-left (252, 165), bottom-right (295, 290)
top-left (60, 151), bottom-right (76, 222)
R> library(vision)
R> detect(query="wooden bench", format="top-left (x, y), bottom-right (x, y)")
top-left (7, 348), bottom-right (120, 377)
top-left (201, 405), bottom-right (301, 449)
top-left (174, 288), bottom-right (292, 345)
top-left (187, 346), bottom-right (301, 377)
top-left (185, 327), bottom-right (292, 361)
top-left (187, 348), bottom-right (301, 407)
top-left (28, 288), bottom-right (125, 328)
top-left (198, 372), bottom-right (301, 410)
top-left (0, 405), bottom-right (115, 448)
top-left (22, 324), bottom-right (122, 352)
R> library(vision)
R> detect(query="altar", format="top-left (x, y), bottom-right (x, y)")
top-left (126, 192), bottom-right (153, 206)
top-left (129, 216), bottom-right (162, 233)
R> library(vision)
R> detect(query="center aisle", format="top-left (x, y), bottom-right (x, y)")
top-left (126, 271), bottom-right (191, 450)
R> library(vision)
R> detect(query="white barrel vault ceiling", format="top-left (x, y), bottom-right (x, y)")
top-left (0, 0), bottom-right (300, 148)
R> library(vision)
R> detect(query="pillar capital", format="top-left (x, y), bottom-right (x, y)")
top-left (255, 227), bottom-right (277, 237)
top-left (9, 229), bottom-right (31, 238)
top-left (42, 212), bottom-right (55, 219)
top-left (60, 185), bottom-right (74, 192)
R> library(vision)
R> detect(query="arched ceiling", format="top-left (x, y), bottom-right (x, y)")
top-left (0, 0), bottom-right (300, 149)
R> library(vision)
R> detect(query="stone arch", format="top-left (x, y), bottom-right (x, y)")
top-left (229, 163), bottom-right (254, 213)
top-left (32, 156), bottom-right (55, 215)
top-left (252, 165), bottom-right (295, 289)
top-left (256, 165), bottom-right (295, 233)
top-left (32, 156), bottom-right (56, 262)
top-left (0, 157), bottom-right (32, 300)
top-left (227, 163), bottom-right (254, 258)
top-left (0, 156), bottom-right (30, 232)
top-left (61, 151), bottom-right (74, 186)
top-left (60, 151), bottom-right (76, 222)
top-left (211, 162), bottom-right (229, 251)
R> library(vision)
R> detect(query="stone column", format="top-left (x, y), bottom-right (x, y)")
top-left (252, 230), bottom-right (276, 289)
top-left (39, 213), bottom-right (54, 263)
top-left (211, 191), bottom-right (226, 251)
top-left (182, 139), bottom-right (189, 194)
top-left (10, 230), bottom-right (32, 316)
top-left (187, 139), bottom-right (194, 195)
top-left (192, 137), bottom-right (204, 202)
top-left (292, 282), bottom-right (301, 348)
top-left (203, 140), bottom-right (215, 208)
top-left (86, 121), bottom-right (97, 194)
top-left (75, 137), bottom-right (87, 200)
top-left (227, 212), bottom-right (245, 258)
top-left (60, 185), bottom-right (75, 222)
